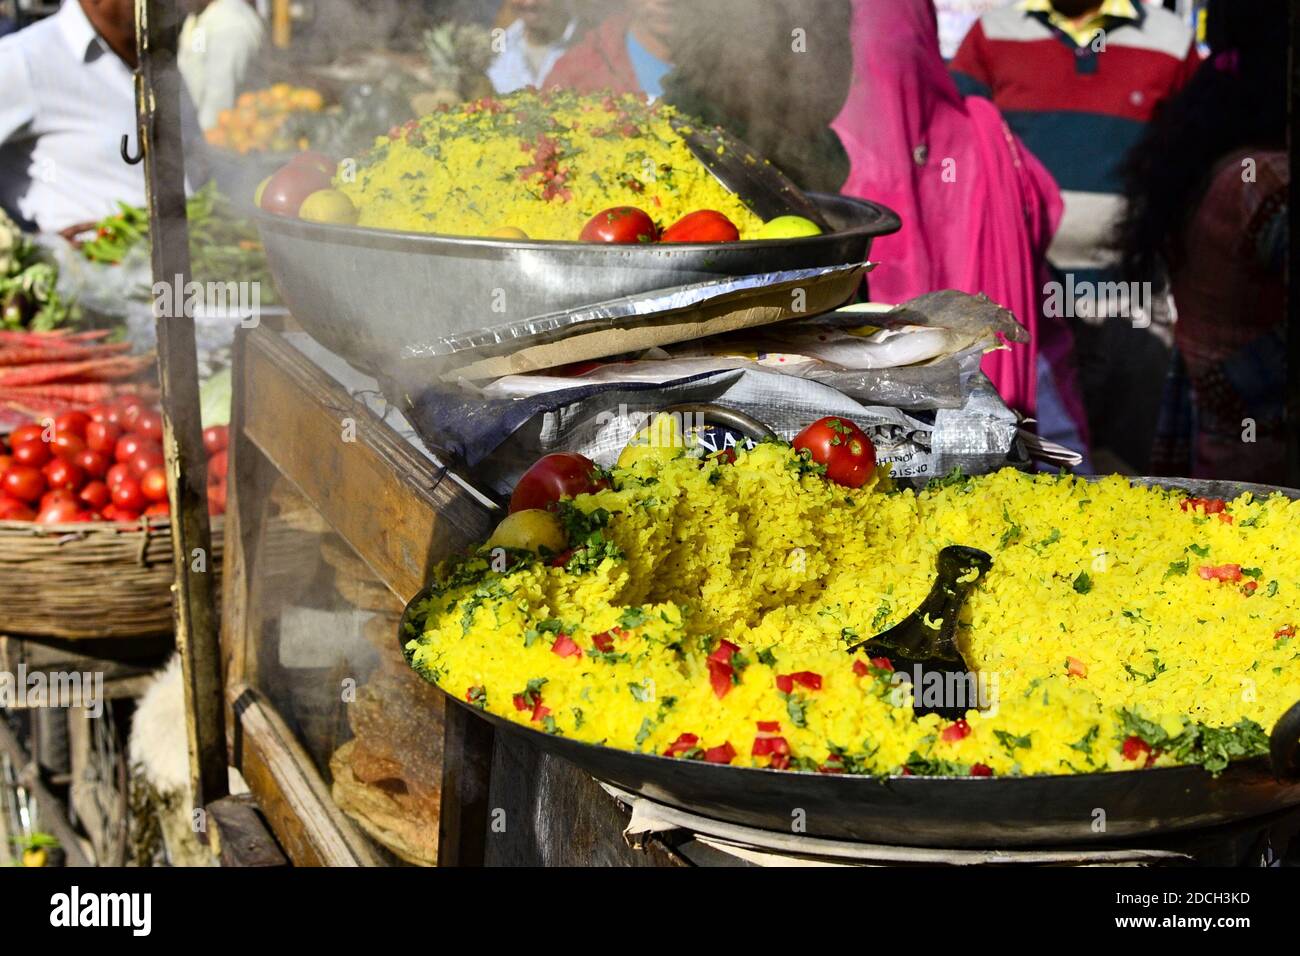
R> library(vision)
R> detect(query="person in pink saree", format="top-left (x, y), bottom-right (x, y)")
top-left (832, 0), bottom-right (1089, 459)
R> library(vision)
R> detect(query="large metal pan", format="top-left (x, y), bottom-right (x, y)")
top-left (399, 474), bottom-right (1300, 848)
top-left (257, 194), bottom-right (900, 372)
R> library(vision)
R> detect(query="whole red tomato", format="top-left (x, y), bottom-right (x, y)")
top-left (660, 210), bottom-right (740, 243)
top-left (36, 500), bottom-right (87, 525)
top-left (85, 420), bottom-right (122, 454)
top-left (106, 463), bottom-right (131, 489)
top-left (54, 411), bottom-right (91, 439)
top-left (2, 465), bottom-right (46, 502)
top-left (0, 496), bottom-right (35, 521)
top-left (207, 480), bottom-right (227, 517)
top-left (135, 411), bottom-right (164, 441)
top-left (112, 476), bottom-right (147, 512)
top-left (140, 467), bottom-right (169, 502)
top-left (40, 488), bottom-right (79, 510)
top-left (115, 433), bottom-right (158, 464)
top-left (73, 448), bottom-right (110, 479)
top-left (130, 447), bottom-right (166, 478)
top-left (43, 458), bottom-right (86, 492)
top-left (120, 402), bottom-right (145, 431)
top-left (144, 501), bottom-right (170, 518)
top-left (87, 405), bottom-right (113, 424)
top-left (11, 439), bottom-right (51, 468)
top-left (202, 425), bottom-right (230, 455)
top-left (50, 432), bottom-right (85, 463)
top-left (79, 480), bottom-right (111, 511)
top-left (8, 423), bottom-right (45, 447)
top-left (260, 162), bottom-right (333, 217)
top-left (208, 449), bottom-right (229, 481)
top-left (508, 453), bottom-right (610, 514)
top-left (578, 207), bottom-right (658, 244)
top-left (0, 454), bottom-right (10, 476)
top-left (791, 416), bottom-right (877, 488)
top-left (289, 151), bottom-right (337, 178)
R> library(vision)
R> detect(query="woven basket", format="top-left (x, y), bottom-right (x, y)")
top-left (0, 517), bottom-right (223, 639)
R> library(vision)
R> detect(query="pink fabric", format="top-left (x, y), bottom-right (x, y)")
top-left (832, 0), bottom-right (1063, 418)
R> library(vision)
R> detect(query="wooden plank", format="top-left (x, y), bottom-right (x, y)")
top-left (136, 0), bottom-right (227, 812)
top-left (240, 327), bottom-right (493, 601)
top-left (436, 701), bottom-right (495, 866)
top-left (229, 683), bottom-right (380, 867)
top-left (1289, 0), bottom-right (1299, 489)
top-left (208, 794), bottom-right (289, 867)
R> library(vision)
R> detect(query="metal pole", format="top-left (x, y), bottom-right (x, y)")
top-left (134, 0), bottom-right (229, 815)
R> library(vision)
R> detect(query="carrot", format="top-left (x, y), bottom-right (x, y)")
top-left (0, 382), bottom-right (159, 404)
top-left (0, 341), bottom-right (133, 367)
top-left (0, 354), bottom-right (154, 387)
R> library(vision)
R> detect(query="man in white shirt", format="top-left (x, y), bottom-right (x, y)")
top-left (178, 0), bottom-right (267, 131)
top-left (0, 0), bottom-right (202, 236)
top-left (487, 0), bottom-right (578, 94)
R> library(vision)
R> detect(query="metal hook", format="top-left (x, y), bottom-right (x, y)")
top-left (120, 132), bottom-right (143, 165)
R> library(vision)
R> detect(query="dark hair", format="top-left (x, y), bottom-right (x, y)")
top-left (1113, 0), bottom-right (1287, 289)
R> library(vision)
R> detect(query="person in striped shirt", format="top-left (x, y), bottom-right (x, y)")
top-left (952, 2), bottom-right (1199, 471)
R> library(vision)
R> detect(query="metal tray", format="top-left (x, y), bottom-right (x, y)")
top-left (257, 194), bottom-right (900, 372)
top-left (399, 474), bottom-right (1300, 847)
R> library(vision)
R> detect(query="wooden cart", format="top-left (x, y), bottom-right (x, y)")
top-left (218, 322), bottom-right (692, 866)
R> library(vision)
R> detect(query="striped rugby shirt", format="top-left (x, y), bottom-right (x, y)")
top-left (952, 1), bottom-right (1198, 273)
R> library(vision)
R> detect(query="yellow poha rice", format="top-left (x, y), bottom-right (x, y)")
top-left (338, 89), bottom-right (765, 240)
top-left (405, 443), bottom-right (1300, 777)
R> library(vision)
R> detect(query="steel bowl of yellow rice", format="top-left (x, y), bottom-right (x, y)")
top-left (255, 89), bottom-right (899, 371)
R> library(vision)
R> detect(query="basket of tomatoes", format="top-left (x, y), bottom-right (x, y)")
top-left (0, 402), bottom-right (226, 639)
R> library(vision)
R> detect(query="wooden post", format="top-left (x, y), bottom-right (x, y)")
top-left (134, 0), bottom-right (229, 814)
top-left (1289, 0), bottom-right (1299, 489)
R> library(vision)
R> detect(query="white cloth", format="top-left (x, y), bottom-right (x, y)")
top-left (487, 17), bottom-right (576, 93)
top-left (178, 0), bottom-right (267, 130)
top-left (0, 1), bottom-right (146, 232)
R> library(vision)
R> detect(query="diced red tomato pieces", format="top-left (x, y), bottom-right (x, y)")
top-left (703, 742), bottom-right (736, 764)
top-left (819, 754), bottom-right (845, 774)
top-left (1198, 563), bottom-right (1243, 582)
top-left (775, 671), bottom-right (822, 693)
top-left (664, 733), bottom-right (699, 757)
top-left (969, 763), bottom-right (993, 777)
top-left (591, 631), bottom-right (614, 653)
top-left (1121, 735), bottom-right (1157, 767)
top-left (768, 753), bottom-right (791, 770)
top-left (852, 659), bottom-right (869, 677)
top-left (708, 658), bottom-right (734, 699)
top-left (871, 657), bottom-right (894, 672)
top-left (708, 640), bottom-right (739, 664)
top-left (751, 735), bottom-right (790, 758)
top-left (941, 719), bottom-right (971, 743)
top-left (551, 634), bottom-right (582, 658)
top-left (1066, 656), bottom-right (1088, 678)
top-left (1181, 497), bottom-right (1227, 514)
top-left (756, 720), bottom-right (781, 733)
top-left (1276, 624), bottom-right (1296, 640)
top-left (512, 694), bottom-right (529, 711)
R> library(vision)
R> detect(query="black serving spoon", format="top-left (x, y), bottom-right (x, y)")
top-left (847, 546), bottom-right (994, 720)
top-left (670, 116), bottom-right (831, 231)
